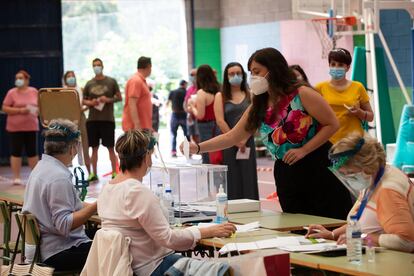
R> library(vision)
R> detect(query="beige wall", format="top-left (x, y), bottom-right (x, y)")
top-left (220, 0), bottom-right (292, 27)
top-left (194, 0), bottom-right (220, 28)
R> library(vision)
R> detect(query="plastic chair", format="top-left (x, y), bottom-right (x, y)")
top-left (15, 212), bottom-right (79, 276)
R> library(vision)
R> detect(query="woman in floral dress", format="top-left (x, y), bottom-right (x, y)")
top-left (183, 48), bottom-right (353, 219)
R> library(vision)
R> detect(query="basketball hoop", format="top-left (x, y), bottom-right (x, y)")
top-left (311, 16), bottom-right (357, 59)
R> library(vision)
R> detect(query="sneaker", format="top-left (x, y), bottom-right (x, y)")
top-left (12, 178), bottom-right (23, 185)
top-left (88, 173), bottom-right (98, 182)
top-left (111, 172), bottom-right (117, 179)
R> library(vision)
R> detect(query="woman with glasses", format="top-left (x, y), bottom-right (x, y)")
top-left (306, 133), bottom-right (414, 252)
top-left (213, 62), bottom-right (258, 200)
top-left (315, 48), bottom-right (374, 144)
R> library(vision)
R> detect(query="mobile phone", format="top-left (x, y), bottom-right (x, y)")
top-left (343, 104), bottom-right (353, 110)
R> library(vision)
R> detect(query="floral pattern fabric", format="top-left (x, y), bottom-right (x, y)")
top-left (259, 90), bottom-right (318, 159)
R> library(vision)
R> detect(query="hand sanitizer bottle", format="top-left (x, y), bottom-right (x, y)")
top-left (215, 185), bottom-right (228, 224)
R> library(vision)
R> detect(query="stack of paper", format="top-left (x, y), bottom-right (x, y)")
top-left (279, 243), bottom-right (346, 253)
top-left (218, 236), bottom-right (330, 254)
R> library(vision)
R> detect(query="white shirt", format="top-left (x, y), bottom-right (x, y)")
top-left (98, 178), bottom-right (201, 276)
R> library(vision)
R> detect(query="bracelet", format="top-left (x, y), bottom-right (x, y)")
top-left (196, 143), bottom-right (200, 154)
top-left (331, 231), bottom-right (335, 240)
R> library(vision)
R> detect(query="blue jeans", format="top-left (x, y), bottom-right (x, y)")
top-left (171, 113), bottom-right (188, 152)
top-left (151, 254), bottom-right (183, 276)
top-left (197, 121), bottom-right (219, 163)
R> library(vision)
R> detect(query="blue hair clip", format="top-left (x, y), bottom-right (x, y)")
top-left (119, 133), bottom-right (157, 159)
top-left (45, 124), bottom-right (80, 142)
top-left (329, 138), bottom-right (365, 170)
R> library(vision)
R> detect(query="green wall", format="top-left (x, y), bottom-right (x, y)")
top-left (194, 28), bottom-right (222, 81)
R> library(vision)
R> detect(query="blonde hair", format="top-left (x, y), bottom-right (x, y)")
top-left (330, 133), bottom-right (386, 175)
top-left (115, 130), bottom-right (151, 172)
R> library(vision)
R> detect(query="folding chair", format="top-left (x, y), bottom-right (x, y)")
top-left (0, 201), bottom-right (21, 264)
top-left (15, 212), bottom-right (79, 276)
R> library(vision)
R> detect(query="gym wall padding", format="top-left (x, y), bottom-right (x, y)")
top-left (351, 46), bottom-right (396, 144)
top-left (392, 104), bottom-right (414, 169)
top-left (194, 28), bottom-right (222, 81)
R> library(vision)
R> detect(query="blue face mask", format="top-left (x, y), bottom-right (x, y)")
top-left (93, 66), bottom-right (103, 75)
top-left (15, 79), bottom-right (24, 87)
top-left (66, 77), bottom-right (76, 86)
top-left (229, 74), bottom-right (243, 86)
top-left (189, 75), bottom-right (195, 84)
top-left (329, 67), bottom-right (346, 80)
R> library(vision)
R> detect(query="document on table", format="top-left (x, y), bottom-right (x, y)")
top-left (279, 243), bottom-right (346, 253)
top-left (236, 147), bottom-right (250, 160)
top-left (198, 221), bottom-right (260, 233)
top-left (218, 236), bottom-right (328, 254)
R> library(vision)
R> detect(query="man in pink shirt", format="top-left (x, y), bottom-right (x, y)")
top-left (122, 56), bottom-right (153, 131)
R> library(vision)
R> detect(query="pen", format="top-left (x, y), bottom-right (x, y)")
top-left (303, 226), bottom-right (321, 233)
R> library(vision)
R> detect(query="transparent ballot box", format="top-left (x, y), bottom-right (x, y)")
top-left (143, 161), bottom-right (228, 224)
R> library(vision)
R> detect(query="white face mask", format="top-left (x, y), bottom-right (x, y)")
top-left (249, 73), bottom-right (269, 95)
top-left (15, 79), bottom-right (24, 87)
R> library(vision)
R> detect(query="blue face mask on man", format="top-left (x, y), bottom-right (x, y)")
top-left (229, 74), bottom-right (243, 86)
top-left (93, 66), bottom-right (103, 75)
top-left (329, 67), bottom-right (346, 80)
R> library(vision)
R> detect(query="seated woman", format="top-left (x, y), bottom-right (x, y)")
top-left (98, 130), bottom-right (236, 276)
top-left (22, 119), bottom-right (97, 271)
top-left (306, 133), bottom-right (414, 252)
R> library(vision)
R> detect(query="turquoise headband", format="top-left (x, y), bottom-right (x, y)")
top-left (118, 134), bottom-right (157, 159)
top-left (45, 124), bottom-right (80, 142)
top-left (329, 138), bottom-right (365, 170)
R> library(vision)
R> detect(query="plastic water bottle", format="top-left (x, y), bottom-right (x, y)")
top-left (347, 215), bottom-right (362, 264)
top-left (215, 184), bottom-right (228, 223)
top-left (154, 183), bottom-right (163, 199)
top-left (366, 237), bottom-right (376, 263)
top-left (164, 189), bottom-right (175, 225)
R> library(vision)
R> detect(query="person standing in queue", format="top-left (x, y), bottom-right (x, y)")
top-left (182, 48), bottom-right (353, 219)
